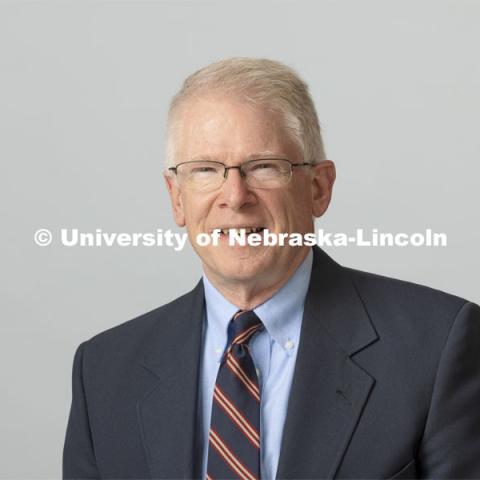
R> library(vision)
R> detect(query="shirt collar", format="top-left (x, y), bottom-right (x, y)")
top-left (203, 248), bottom-right (313, 358)
top-left (254, 249), bottom-right (313, 355)
top-left (203, 272), bottom-right (239, 359)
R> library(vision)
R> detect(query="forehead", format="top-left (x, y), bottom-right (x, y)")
top-left (174, 94), bottom-right (300, 162)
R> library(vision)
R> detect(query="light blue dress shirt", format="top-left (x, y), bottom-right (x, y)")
top-left (200, 249), bottom-right (313, 479)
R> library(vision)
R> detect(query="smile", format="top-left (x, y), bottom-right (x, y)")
top-left (213, 227), bottom-right (266, 235)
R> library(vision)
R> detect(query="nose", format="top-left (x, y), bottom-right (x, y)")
top-left (219, 167), bottom-right (256, 210)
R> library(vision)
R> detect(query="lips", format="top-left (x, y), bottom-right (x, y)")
top-left (212, 227), bottom-right (266, 235)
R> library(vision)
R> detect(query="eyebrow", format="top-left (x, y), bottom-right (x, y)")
top-left (189, 151), bottom-right (289, 162)
top-left (246, 151), bottom-right (288, 160)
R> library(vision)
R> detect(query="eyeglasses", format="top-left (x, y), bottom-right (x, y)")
top-left (168, 158), bottom-right (311, 192)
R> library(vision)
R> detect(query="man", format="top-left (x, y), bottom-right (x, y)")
top-left (63, 58), bottom-right (480, 479)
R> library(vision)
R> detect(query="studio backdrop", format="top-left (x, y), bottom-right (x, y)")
top-left (1, 0), bottom-right (479, 477)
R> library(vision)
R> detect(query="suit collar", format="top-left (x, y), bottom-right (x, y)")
top-left (137, 280), bottom-right (205, 479)
top-left (307, 246), bottom-right (378, 356)
top-left (135, 247), bottom-right (379, 479)
top-left (276, 246), bottom-right (378, 479)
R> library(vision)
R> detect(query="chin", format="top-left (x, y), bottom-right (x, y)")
top-left (205, 246), bottom-right (278, 282)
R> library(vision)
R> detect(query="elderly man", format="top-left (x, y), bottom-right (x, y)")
top-left (63, 58), bottom-right (480, 479)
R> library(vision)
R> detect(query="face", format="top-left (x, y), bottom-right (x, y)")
top-left (165, 94), bottom-right (335, 292)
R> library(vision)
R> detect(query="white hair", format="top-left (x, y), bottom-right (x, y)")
top-left (165, 57), bottom-right (326, 169)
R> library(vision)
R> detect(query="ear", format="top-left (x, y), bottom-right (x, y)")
top-left (310, 160), bottom-right (336, 218)
top-left (164, 173), bottom-right (186, 227)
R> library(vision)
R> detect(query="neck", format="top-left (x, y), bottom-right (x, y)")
top-left (203, 247), bottom-right (310, 310)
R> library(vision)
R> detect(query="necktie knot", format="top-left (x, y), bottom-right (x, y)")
top-left (229, 310), bottom-right (263, 347)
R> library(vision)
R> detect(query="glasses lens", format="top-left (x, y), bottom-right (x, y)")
top-left (176, 161), bottom-right (224, 191)
top-left (244, 159), bottom-right (292, 188)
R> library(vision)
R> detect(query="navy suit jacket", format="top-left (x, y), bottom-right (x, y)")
top-left (63, 247), bottom-right (480, 479)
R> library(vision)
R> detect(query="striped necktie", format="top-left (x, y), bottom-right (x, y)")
top-left (207, 310), bottom-right (264, 480)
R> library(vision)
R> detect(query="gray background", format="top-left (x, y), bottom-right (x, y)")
top-left (1, 0), bottom-right (479, 477)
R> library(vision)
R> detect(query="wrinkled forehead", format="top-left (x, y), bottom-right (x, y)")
top-left (172, 94), bottom-right (301, 163)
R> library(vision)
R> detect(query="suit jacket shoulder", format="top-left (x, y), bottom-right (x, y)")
top-left (345, 266), bottom-right (469, 346)
top-left (80, 280), bottom-right (205, 373)
top-left (64, 280), bottom-right (206, 479)
top-left (276, 248), bottom-right (480, 479)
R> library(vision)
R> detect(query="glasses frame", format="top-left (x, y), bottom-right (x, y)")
top-left (168, 158), bottom-right (312, 190)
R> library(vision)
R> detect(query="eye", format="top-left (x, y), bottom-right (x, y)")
top-left (251, 162), bottom-right (278, 171)
top-left (186, 163), bottom-right (222, 176)
top-left (192, 166), bottom-right (217, 173)
top-left (248, 161), bottom-right (285, 176)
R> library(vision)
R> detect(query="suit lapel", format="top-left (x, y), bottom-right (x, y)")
top-left (134, 247), bottom-right (378, 479)
top-left (136, 280), bottom-right (205, 479)
top-left (276, 247), bottom-right (378, 479)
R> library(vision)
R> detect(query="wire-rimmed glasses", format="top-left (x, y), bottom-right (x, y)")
top-left (168, 158), bottom-right (311, 192)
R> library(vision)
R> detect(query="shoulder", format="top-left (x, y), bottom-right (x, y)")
top-left (79, 280), bottom-right (204, 361)
top-left (67, 281), bottom-right (205, 408)
top-left (344, 266), bottom-right (476, 342)
top-left (312, 247), bottom-right (472, 328)
top-left (347, 267), bottom-right (467, 313)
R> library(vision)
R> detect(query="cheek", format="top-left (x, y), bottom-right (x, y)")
top-left (285, 182), bottom-right (312, 218)
top-left (181, 193), bottom-right (214, 227)
top-left (283, 187), bottom-right (314, 228)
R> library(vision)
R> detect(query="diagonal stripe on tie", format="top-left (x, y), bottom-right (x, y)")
top-left (226, 351), bottom-right (261, 401)
top-left (214, 385), bottom-right (260, 448)
top-left (207, 310), bottom-right (263, 479)
top-left (209, 428), bottom-right (257, 480)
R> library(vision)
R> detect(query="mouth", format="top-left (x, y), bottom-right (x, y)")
top-left (212, 227), bottom-right (266, 236)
